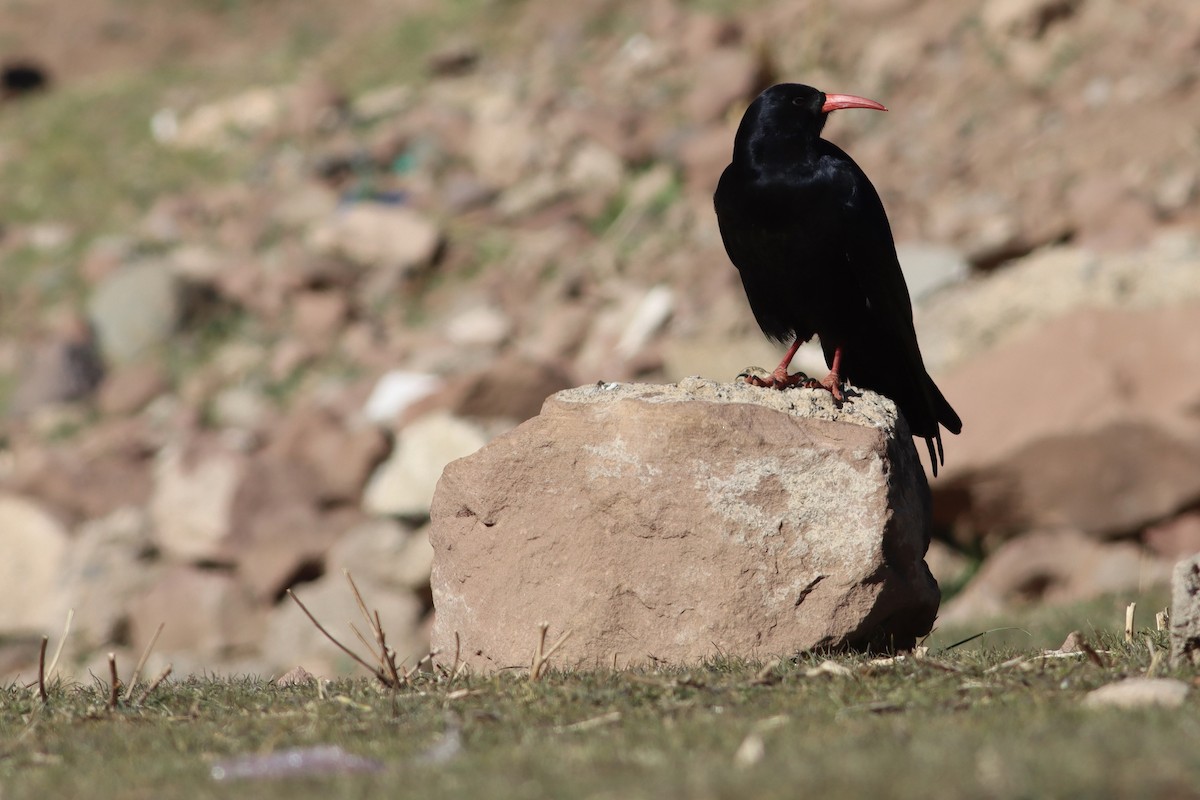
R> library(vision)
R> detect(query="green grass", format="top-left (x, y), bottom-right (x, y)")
top-left (2, 622), bottom-right (1196, 800)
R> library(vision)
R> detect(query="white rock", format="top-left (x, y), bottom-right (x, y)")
top-left (150, 445), bottom-right (246, 562)
top-left (1083, 678), bottom-right (1190, 710)
top-left (363, 371), bottom-right (442, 424)
top-left (445, 305), bottom-right (512, 348)
top-left (616, 285), bottom-right (675, 358)
top-left (0, 494), bottom-right (70, 634)
top-left (309, 203), bottom-right (441, 273)
top-left (363, 413), bottom-right (490, 518)
top-left (896, 243), bottom-right (970, 303)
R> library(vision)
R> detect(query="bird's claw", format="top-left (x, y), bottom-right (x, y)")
top-left (738, 366), bottom-right (811, 390)
top-left (801, 372), bottom-right (845, 403)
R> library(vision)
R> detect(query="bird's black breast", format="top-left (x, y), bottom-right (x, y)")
top-left (714, 156), bottom-right (869, 344)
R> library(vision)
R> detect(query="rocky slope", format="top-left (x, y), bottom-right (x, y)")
top-left (1, 0), bottom-right (1198, 678)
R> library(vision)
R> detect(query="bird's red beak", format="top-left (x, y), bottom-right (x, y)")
top-left (821, 93), bottom-right (888, 114)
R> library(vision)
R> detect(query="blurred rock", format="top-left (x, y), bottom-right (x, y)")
top-left (938, 529), bottom-right (1172, 625)
top-left (406, 355), bottom-right (574, 424)
top-left (982, 0), bottom-right (1083, 40)
top-left (936, 304), bottom-right (1200, 542)
top-left (88, 260), bottom-right (182, 364)
top-left (918, 239), bottom-right (1200, 374)
top-left (1170, 554), bottom-right (1200, 668)
top-left (925, 540), bottom-right (973, 591)
top-left (291, 290), bottom-right (350, 342)
top-left (895, 243), bottom-right (970, 302)
top-left (98, 360), bottom-right (169, 416)
top-left (9, 318), bottom-right (105, 415)
top-left (150, 442), bottom-right (246, 563)
top-left (308, 203), bottom-right (441, 274)
top-left (363, 371), bottom-right (442, 424)
top-left (227, 453), bottom-right (360, 601)
top-left (51, 507), bottom-right (156, 654)
top-left (468, 89), bottom-right (540, 187)
top-left (1142, 512), bottom-right (1200, 560)
top-left (272, 404), bottom-right (389, 506)
top-left (169, 86), bottom-right (288, 149)
top-left (1084, 677), bottom-right (1190, 710)
top-left (7, 420), bottom-right (155, 524)
top-left (363, 413), bottom-right (490, 519)
top-left (431, 379), bottom-right (939, 670)
top-left (328, 518), bottom-right (433, 592)
top-left (444, 304), bottom-right (512, 349)
top-left (0, 494), bottom-right (69, 635)
top-left (127, 565), bottom-right (264, 660)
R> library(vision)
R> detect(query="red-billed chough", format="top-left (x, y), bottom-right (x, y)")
top-left (714, 83), bottom-right (961, 474)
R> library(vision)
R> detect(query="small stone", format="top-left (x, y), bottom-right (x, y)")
top-left (1083, 677), bottom-right (1189, 710)
top-left (276, 665), bottom-right (317, 686)
top-left (88, 260), bottom-right (182, 364)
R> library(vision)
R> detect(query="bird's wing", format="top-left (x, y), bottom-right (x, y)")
top-left (816, 142), bottom-right (924, 358)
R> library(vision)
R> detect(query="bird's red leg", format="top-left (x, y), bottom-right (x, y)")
top-left (813, 345), bottom-right (845, 401)
top-left (744, 338), bottom-right (805, 389)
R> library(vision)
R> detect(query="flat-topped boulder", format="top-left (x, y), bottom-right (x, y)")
top-left (430, 377), bottom-right (939, 671)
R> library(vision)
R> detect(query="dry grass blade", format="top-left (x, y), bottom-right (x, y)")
top-left (125, 622), bottom-right (164, 701)
top-left (107, 653), bottom-right (120, 709)
top-left (136, 665), bottom-right (173, 705)
top-left (342, 571), bottom-right (404, 687)
top-left (44, 608), bottom-right (73, 680)
top-left (37, 636), bottom-right (48, 702)
top-left (286, 589), bottom-right (381, 679)
top-left (1125, 602), bottom-right (1136, 643)
top-left (531, 625), bottom-right (573, 681)
top-left (943, 627), bottom-right (1032, 651)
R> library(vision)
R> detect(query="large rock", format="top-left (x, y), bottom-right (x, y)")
top-left (430, 378), bottom-right (940, 671)
top-left (935, 303), bottom-right (1200, 544)
top-left (1170, 554), bottom-right (1200, 668)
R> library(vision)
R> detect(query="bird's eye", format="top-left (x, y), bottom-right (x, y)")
top-left (791, 97), bottom-right (806, 106)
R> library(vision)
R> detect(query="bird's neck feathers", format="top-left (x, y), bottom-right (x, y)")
top-left (731, 102), bottom-right (827, 173)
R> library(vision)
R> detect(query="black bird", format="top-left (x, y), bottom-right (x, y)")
top-left (714, 83), bottom-right (961, 473)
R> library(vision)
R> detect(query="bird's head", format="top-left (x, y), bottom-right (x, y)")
top-left (734, 83), bottom-right (887, 155)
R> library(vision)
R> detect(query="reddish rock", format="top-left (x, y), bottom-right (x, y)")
top-left (431, 379), bottom-right (939, 671)
top-left (272, 403), bottom-right (390, 506)
top-left (126, 565), bottom-right (264, 660)
top-left (1143, 511), bottom-right (1200, 560)
top-left (98, 360), bottom-right (169, 416)
top-left (936, 304), bottom-right (1200, 543)
top-left (938, 529), bottom-right (1173, 626)
top-left (227, 453), bottom-right (362, 601)
top-left (402, 354), bottom-right (574, 425)
top-left (8, 420), bottom-right (155, 525)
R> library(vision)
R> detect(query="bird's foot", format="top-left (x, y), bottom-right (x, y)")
top-left (801, 371), bottom-right (845, 402)
top-left (738, 366), bottom-right (810, 390)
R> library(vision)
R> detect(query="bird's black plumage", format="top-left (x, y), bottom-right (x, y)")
top-left (714, 83), bottom-right (961, 473)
